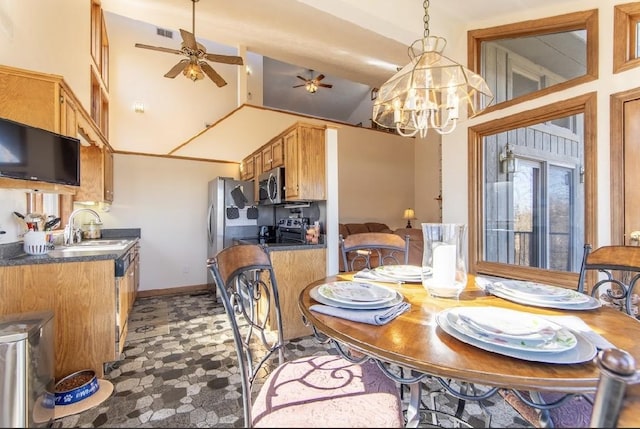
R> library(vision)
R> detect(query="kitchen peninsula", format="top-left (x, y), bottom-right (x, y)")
top-left (0, 229), bottom-right (141, 380)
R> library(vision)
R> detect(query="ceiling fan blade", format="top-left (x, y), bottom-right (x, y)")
top-left (292, 84), bottom-right (305, 88)
top-left (164, 59), bottom-right (190, 78)
top-left (135, 43), bottom-right (183, 55)
top-left (200, 62), bottom-right (227, 87)
top-left (203, 53), bottom-right (244, 65)
top-left (180, 28), bottom-right (198, 51)
top-left (315, 74), bottom-right (325, 82)
top-left (296, 75), bottom-right (308, 82)
top-left (319, 83), bottom-right (333, 88)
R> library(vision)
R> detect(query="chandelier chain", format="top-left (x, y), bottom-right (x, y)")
top-left (423, 0), bottom-right (430, 38)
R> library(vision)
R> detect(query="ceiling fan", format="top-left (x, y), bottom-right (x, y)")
top-left (293, 70), bottom-right (333, 93)
top-left (134, 0), bottom-right (243, 87)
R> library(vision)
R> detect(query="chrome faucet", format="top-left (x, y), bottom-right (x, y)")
top-left (64, 208), bottom-right (102, 245)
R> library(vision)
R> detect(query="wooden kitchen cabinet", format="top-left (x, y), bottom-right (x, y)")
top-left (74, 143), bottom-right (114, 203)
top-left (262, 137), bottom-right (284, 172)
top-left (260, 247), bottom-right (326, 340)
top-left (240, 155), bottom-right (255, 180)
top-left (284, 123), bottom-right (326, 201)
top-left (0, 241), bottom-right (140, 379)
top-left (0, 260), bottom-right (115, 380)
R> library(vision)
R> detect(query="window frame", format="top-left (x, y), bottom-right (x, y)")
top-left (467, 9), bottom-right (598, 115)
top-left (468, 92), bottom-right (597, 288)
top-left (613, 2), bottom-right (640, 73)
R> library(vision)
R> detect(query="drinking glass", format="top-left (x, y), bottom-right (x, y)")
top-left (421, 223), bottom-right (468, 298)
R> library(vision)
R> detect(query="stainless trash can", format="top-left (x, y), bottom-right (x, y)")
top-left (0, 310), bottom-right (55, 428)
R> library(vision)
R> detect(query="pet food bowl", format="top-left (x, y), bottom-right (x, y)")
top-left (54, 369), bottom-right (100, 405)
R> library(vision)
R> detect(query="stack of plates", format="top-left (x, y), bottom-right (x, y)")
top-left (479, 279), bottom-right (601, 310)
top-left (436, 306), bottom-right (597, 363)
top-left (310, 281), bottom-right (403, 309)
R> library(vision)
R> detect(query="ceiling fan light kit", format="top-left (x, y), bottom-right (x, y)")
top-left (134, 0), bottom-right (243, 87)
top-left (372, 0), bottom-right (493, 138)
top-left (293, 70), bottom-right (333, 94)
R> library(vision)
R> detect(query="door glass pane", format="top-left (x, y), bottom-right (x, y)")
top-left (482, 113), bottom-right (584, 273)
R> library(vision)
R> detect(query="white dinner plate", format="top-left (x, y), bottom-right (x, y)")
top-left (436, 310), bottom-right (597, 364)
top-left (487, 285), bottom-right (602, 310)
top-left (318, 281), bottom-right (396, 304)
top-left (491, 283), bottom-right (591, 305)
top-left (310, 284), bottom-right (404, 310)
top-left (454, 306), bottom-right (559, 343)
top-left (447, 308), bottom-right (577, 352)
top-left (372, 265), bottom-right (424, 282)
top-left (494, 280), bottom-right (574, 300)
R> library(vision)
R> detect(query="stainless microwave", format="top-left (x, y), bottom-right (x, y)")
top-left (257, 167), bottom-right (285, 205)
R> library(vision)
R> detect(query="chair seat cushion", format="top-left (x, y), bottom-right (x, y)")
top-left (252, 354), bottom-right (404, 428)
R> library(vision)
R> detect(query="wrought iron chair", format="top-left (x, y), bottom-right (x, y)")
top-left (340, 232), bottom-right (409, 272)
top-left (207, 244), bottom-right (404, 428)
top-left (577, 244), bottom-right (640, 317)
top-left (590, 348), bottom-right (640, 427)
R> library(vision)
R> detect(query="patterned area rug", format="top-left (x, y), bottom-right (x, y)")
top-left (125, 299), bottom-right (170, 341)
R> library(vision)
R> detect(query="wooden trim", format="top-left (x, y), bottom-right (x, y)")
top-left (136, 284), bottom-right (210, 298)
top-left (468, 92), bottom-right (597, 288)
top-left (468, 9), bottom-right (598, 117)
top-left (610, 87), bottom-right (640, 245)
top-left (613, 2), bottom-right (640, 74)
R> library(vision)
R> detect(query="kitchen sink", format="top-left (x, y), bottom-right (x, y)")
top-left (74, 239), bottom-right (131, 247)
top-left (48, 239), bottom-right (132, 255)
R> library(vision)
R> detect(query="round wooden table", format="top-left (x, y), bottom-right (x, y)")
top-left (298, 273), bottom-right (640, 426)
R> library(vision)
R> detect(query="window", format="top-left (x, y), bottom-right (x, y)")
top-left (468, 9), bottom-right (597, 114)
top-left (614, 2), bottom-right (640, 73)
top-left (469, 93), bottom-right (596, 288)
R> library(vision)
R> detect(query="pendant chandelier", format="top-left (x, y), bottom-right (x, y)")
top-left (372, 0), bottom-right (493, 138)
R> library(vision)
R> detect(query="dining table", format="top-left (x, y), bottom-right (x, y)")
top-left (297, 272), bottom-right (640, 428)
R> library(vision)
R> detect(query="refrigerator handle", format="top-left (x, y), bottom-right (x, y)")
top-left (207, 203), bottom-right (214, 244)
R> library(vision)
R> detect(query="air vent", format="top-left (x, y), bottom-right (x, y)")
top-left (156, 28), bottom-right (173, 39)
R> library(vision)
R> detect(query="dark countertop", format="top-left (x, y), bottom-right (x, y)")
top-left (0, 228), bottom-right (141, 268)
top-left (235, 237), bottom-right (326, 251)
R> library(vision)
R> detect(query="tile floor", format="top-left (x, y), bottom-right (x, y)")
top-left (52, 292), bottom-right (532, 428)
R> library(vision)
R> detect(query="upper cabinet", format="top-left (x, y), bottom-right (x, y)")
top-left (284, 123), bottom-right (325, 201)
top-left (240, 122), bottom-right (326, 202)
top-left (91, 0), bottom-right (109, 138)
top-left (74, 143), bottom-right (114, 204)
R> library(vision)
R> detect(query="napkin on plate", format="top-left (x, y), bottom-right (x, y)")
top-left (543, 315), bottom-right (616, 350)
top-left (353, 268), bottom-right (401, 283)
top-left (309, 302), bottom-right (410, 325)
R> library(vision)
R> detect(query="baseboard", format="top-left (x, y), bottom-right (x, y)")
top-left (137, 284), bottom-right (211, 298)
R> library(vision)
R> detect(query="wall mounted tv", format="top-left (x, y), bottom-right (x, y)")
top-left (0, 117), bottom-right (80, 186)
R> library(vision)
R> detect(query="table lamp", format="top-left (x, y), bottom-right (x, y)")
top-left (403, 208), bottom-right (416, 228)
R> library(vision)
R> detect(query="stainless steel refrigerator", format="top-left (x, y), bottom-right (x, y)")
top-left (207, 177), bottom-right (258, 292)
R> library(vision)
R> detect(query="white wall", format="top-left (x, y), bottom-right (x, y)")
top-left (99, 154), bottom-right (238, 291)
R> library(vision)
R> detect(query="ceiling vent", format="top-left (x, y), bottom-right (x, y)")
top-left (156, 27), bottom-right (173, 39)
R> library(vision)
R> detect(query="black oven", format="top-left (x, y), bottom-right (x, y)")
top-left (258, 167), bottom-right (285, 205)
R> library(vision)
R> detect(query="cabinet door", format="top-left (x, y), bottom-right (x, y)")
top-left (60, 87), bottom-right (78, 137)
top-left (284, 128), bottom-right (300, 199)
top-left (297, 126), bottom-right (326, 200)
top-left (271, 137), bottom-right (284, 168)
top-left (262, 144), bottom-right (273, 172)
top-left (243, 155), bottom-right (255, 180)
top-left (74, 144), bottom-right (103, 203)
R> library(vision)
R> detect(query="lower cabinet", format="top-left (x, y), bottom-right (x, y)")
top-left (0, 260), bottom-right (115, 380)
top-left (260, 247), bottom-right (326, 340)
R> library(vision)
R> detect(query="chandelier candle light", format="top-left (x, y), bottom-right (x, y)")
top-left (372, 0), bottom-right (493, 137)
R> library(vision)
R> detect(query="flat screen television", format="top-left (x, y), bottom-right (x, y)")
top-left (0, 116), bottom-right (80, 186)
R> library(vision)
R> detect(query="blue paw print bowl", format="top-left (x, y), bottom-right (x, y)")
top-left (54, 369), bottom-right (100, 405)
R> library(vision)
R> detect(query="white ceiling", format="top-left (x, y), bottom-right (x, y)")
top-left (101, 0), bottom-right (585, 123)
